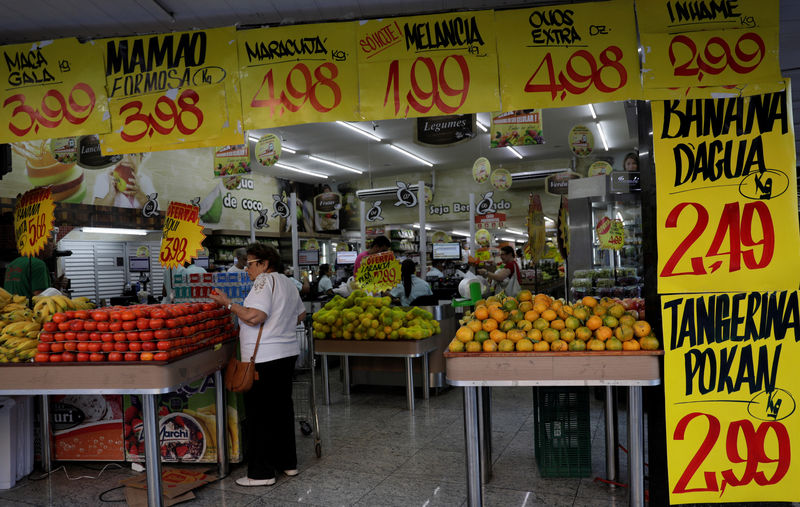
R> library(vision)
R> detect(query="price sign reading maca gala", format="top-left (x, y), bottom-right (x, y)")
top-left (238, 21), bottom-right (360, 129)
top-left (13, 187), bottom-right (55, 257)
top-left (0, 38), bottom-right (110, 143)
top-left (159, 202), bottom-right (206, 270)
top-left (99, 27), bottom-right (244, 155)
top-left (653, 82), bottom-right (800, 294)
top-left (495, 0), bottom-right (641, 110)
top-left (662, 291), bottom-right (800, 504)
top-left (356, 10), bottom-right (500, 119)
top-left (355, 251), bottom-right (401, 293)
top-left (638, 0), bottom-right (780, 91)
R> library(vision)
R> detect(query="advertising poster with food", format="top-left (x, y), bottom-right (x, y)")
top-left (213, 145), bottom-right (250, 178)
top-left (313, 186), bottom-right (341, 232)
top-left (568, 125), bottom-right (594, 157)
top-left (50, 395), bottom-right (125, 461)
top-left (489, 110), bottom-right (543, 147)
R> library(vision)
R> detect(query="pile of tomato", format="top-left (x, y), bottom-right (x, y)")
top-left (34, 302), bottom-right (236, 363)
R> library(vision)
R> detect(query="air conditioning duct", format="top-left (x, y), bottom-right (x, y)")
top-left (356, 183), bottom-right (432, 202)
top-left (510, 169), bottom-right (570, 187)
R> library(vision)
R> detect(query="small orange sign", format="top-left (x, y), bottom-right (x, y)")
top-left (14, 187), bottom-right (55, 257)
top-left (159, 202), bottom-right (206, 269)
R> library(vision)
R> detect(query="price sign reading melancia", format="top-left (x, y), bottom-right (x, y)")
top-left (159, 202), bottom-right (206, 270)
top-left (238, 21), bottom-right (360, 129)
top-left (355, 251), bottom-right (401, 293)
top-left (653, 83), bottom-right (800, 293)
top-left (0, 38), bottom-right (110, 143)
top-left (495, 0), bottom-right (641, 110)
top-left (662, 291), bottom-right (800, 504)
top-left (356, 10), bottom-right (500, 119)
top-left (13, 187), bottom-right (55, 257)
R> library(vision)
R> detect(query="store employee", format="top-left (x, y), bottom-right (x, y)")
top-left (227, 248), bottom-right (248, 273)
top-left (317, 264), bottom-right (333, 296)
top-left (4, 240), bottom-right (54, 299)
top-left (390, 260), bottom-right (432, 307)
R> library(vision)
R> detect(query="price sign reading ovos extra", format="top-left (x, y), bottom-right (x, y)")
top-left (0, 38), bottom-right (110, 143)
top-left (357, 11), bottom-right (500, 119)
top-left (495, 0), bottom-right (641, 110)
top-left (662, 292), bottom-right (800, 504)
top-left (355, 251), bottom-right (401, 293)
top-left (160, 202), bottom-right (206, 270)
top-left (652, 84), bottom-right (800, 293)
top-left (238, 21), bottom-right (360, 129)
top-left (13, 187), bottom-right (55, 257)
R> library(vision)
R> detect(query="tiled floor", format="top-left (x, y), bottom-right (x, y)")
top-left (0, 369), bottom-right (661, 506)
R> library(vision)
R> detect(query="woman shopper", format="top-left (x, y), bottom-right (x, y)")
top-left (209, 243), bottom-right (306, 487)
top-left (390, 259), bottom-right (433, 307)
top-left (477, 245), bottom-right (522, 297)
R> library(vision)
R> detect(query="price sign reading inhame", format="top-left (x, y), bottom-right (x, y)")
top-left (355, 251), bottom-right (401, 293)
top-left (496, 0), bottom-right (641, 110)
top-left (357, 11), bottom-right (500, 119)
top-left (159, 202), bottom-right (206, 269)
top-left (13, 187), bottom-right (55, 257)
top-left (662, 292), bottom-right (800, 504)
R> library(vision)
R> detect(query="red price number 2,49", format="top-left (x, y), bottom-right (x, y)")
top-left (3, 82), bottom-right (96, 137)
top-left (661, 201), bottom-right (774, 277)
top-left (525, 45), bottom-right (627, 101)
top-left (670, 32), bottom-right (765, 82)
top-left (673, 412), bottom-right (790, 495)
top-left (160, 236), bottom-right (188, 265)
top-left (251, 62), bottom-right (342, 117)
top-left (26, 212), bottom-right (47, 247)
top-left (384, 55), bottom-right (470, 116)
top-left (119, 89), bottom-right (203, 143)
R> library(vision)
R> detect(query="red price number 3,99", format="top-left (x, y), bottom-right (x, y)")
top-left (27, 212), bottom-right (47, 247)
top-left (3, 82), bottom-right (96, 136)
top-left (119, 89), bottom-right (203, 142)
top-left (661, 201), bottom-right (774, 277)
top-left (673, 412), bottom-right (790, 495)
top-left (670, 32), bottom-right (765, 82)
top-left (160, 236), bottom-right (188, 265)
top-left (384, 55), bottom-right (470, 116)
top-left (525, 45), bottom-right (626, 101)
top-left (251, 62), bottom-right (342, 117)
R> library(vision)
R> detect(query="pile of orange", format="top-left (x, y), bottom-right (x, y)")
top-left (449, 290), bottom-right (660, 353)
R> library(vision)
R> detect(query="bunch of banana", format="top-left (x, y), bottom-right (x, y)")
top-left (1, 306), bottom-right (33, 322)
top-left (72, 296), bottom-right (95, 310)
top-left (0, 288), bottom-right (25, 308)
top-left (31, 294), bottom-right (94, 322)
top-left (0, 321), bottom-right (40, 363)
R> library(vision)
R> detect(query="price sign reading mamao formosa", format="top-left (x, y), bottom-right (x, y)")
top-left (13, 187), bottom-right (55, 257)
top-left (159, 202), bottom-right (206, 270)
top-left (355, 251), bottom-right (401, 294)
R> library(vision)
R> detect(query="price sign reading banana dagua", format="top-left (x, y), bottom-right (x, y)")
top-left (159, 202), bottom-right (206, 270)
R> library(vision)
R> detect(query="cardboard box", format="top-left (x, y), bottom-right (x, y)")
top-left (50, 395), bottom-right (125, 461)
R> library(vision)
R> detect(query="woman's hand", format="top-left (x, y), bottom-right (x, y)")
top-left (209, 289), bottom-right (229, 307)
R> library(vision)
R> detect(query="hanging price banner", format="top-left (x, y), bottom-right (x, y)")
top-left (13, 187), bottom-right (55, 257)
top-left (496, 0), bottom-right (641, 110)
top-left (662, 291), bottom-right (800, 504)
top-left (159, 202), bottom-right (206, 269)
top-left (355, 251), bottom-right (401, 293)
top-left (238, 21), bottom-right (360, 129)
top-left (596, 216), bottom-right (624, 250)
top-left (653, 81), bottom-right (800, 293)
top-left (357, 10), bottom-right (500, 119)
top-left (0, 38), bottom-right (110, 143)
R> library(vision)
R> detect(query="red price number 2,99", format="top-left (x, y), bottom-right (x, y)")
top-left (670, 32), bottom-right (765, 82)
top-left (3, 82), bottom-right (96, 137)
top-left (525, 45), bottom-right (627, 101)
top-left (251, 62), bottom-right (342, 117)
top-left (372, 267), bottom-right (397, 285)
top-left (119, 89), bottom-right (203, 143)
top-left (160, 236), bottom-right (188, 265)
top-left (661, 201), bottom-right (774, 277)
top-left (384, 55), bottom-right (470, 116)
top-left (673, 412), bottom-right (790, 495)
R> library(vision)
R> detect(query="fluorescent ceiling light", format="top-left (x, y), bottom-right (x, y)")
top-left (247, 135), bottom-right (259, 143)
top-left (506, 146), bottom-right (523, 159)
top-left (506, 228), bottom-right (525, 235)
top-left (274, 162), bottom-right (327, 179)
top-left (544, 217), bottom-right (555, 224)
top-left (336, 121), bottom-right (381, 141)
top-left (476, 121), bottom-right (488, 132)
top-left (308, 155), bottom-right (363, 174)
top-left (588, 104), bottom-right (597, 120)
top-left (500, 237), bottom-right (518, 242)
top-left (452, 230), bottom-right (471, 237)
top-left (596, 122), bottom-right (609, 151)
top-left (281, 145), bottom-right (296, 154)
top-left (389, 144), bottom-right (433, 167)
top-left (83, 227), bottom-right (147, 236)
top-left (412, 223), bottom-right (432, 231)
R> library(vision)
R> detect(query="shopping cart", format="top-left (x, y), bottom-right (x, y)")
top-left (293, 318), bottom-right (322, 458)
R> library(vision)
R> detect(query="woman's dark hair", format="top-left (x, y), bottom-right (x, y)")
top-left (371, 235), bottom-right (391, 249)
top-left (624, 152), bottom-right (639, 169)
top-left (500, 245), bottom-right (515, 257)
top-left (246, 243), bottom-right (282, 272)
top-left (319, 263), bottom-right (330, 276)
top-left (401, 259), bottom-right (415, 298)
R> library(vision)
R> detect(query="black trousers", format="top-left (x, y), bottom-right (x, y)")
top-left (243, 355), bottom-right (298, 480)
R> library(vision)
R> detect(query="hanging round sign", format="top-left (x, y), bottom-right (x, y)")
top-left (475, 228), bottom-right (492, 247)
top-left (568, 125), bottom-right (594, 158)
top-left (255, 134), bottom-right (281, 167)
top-left (490, 168), bottom-right (512, 191)
top-left (588, 160), bottom-right (613, 177)
top-left (304, 238), bottom-right (320, 250)
top-left (472, 157), bottom-right (491, 183)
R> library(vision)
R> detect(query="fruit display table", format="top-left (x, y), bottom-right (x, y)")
top-left (444, 350), bottom-right (663, 507)
top-left (0, 342), bottom-right (235, 507)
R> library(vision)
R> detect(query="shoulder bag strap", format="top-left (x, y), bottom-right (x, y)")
top-left (248, 274), bottom-right (275, 362)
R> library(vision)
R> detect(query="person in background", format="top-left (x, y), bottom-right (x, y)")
top-left (177, 258), bottom-right (207, 275)
top-left (426, 262), bottom-right (444, 279)
top-left (208, 243), bottom-right (306, 487)
top-left (624, 152), bottom-right (639, 172)
top-left (4, 239), bottom-right (54, 299)
top-left (228, 248), bottom-right (248, 273)
top-left (354, 236), bottom-right (391, 274)
top-left (477, 245), bottom-right (521, 285)
top-left (390, 259), bottom-right (433, 307)
top-left (284, 266), bottom-right (310, 296)
top-left (317, 264), bottom-right (333, 296)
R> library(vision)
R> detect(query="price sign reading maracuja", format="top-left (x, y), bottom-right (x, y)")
top-left (13, 187), bottom-right (55, 257)
top-left (355, 251), bottom-right (401, 293)
top-left (495, 0), bottom-right (641, 110)
top-left (159, 202), bottom-right (206, 269)
top-left (662, 291), bottom-right (800, 504)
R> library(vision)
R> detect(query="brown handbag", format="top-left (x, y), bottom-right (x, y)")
top-left (224, 322), bottom-right (264, 392)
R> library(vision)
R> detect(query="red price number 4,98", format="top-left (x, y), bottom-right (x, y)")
top-left (119, 89), bottom-right (203, 143)
top-left (160, 236), bottom-right (188, 265)
top-left (673, 412), bottom-right (789, 495)
top-left (3, 82), bottom-right (96, 137)
top-left (525, 45), bottom-right (626, 101)
top-left (27, 212), bottom-right (47, 247)
top-left (251, 62), bottom-right (342, 117)
top-left (670, 32), bottom-right (765, 82)
top-left (384, 55), bottom-right (470, 116)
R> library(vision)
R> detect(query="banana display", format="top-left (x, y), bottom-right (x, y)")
top-left (32, 294), bottom-right (94, 323)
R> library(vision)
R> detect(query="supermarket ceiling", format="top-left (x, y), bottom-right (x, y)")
top-left (0, 0), bottom-right (798, 186)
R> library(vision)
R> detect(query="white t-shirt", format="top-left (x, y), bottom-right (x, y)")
top-left (317, 275), bottom-right (333, 293)
top-left (93, 171), bottom-right (156, 208)
top-left (227, 265), bottom-right (246, 273)
top-left (426, 267), bottom-right (444, 278)
top-left (240, 272), bottom-right (305, 363)
top-left (390, 276), bottom-right (433, 307)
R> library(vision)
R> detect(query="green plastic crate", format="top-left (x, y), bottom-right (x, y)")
top-left (532, 387), bottom-right (592, 478)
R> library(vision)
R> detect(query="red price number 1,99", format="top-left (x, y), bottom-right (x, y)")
top-left (673, 412), bottom-right (790, 495)
top-left (3, 82), bottom-right (96, 137)
top-left (525, 46), bottom-right (627, 101)
top-left (27, 212), bottom-right (47, 247)
top-left (251, 62), bottom-right (342, 117)
top-left (384, 55), bottom-right (470, 116)
top-left (670, 32), bottom-right (765, 82)
top-left (119, 89), bottom-right (203, 142)
top-left (160, 236), bottom-right (188, 265)
top-left (661, 201), bottom-right (774, 277)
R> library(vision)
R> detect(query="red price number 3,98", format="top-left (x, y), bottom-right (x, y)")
top-left (3, 82), bottom-right (96, 136)
top-left (251, 62), bottom-right (342, 117)
top-left (525, 45), bottom-right (626, 101)
top-left (27, 212), bottom-right (47, 247)
top-left (119, 89), bottom-right (203, 142)
top-left (670, 32), bottom-right (765, 82)
top-left (673, 412), bottom-right (790, 495)
top-left (661, 201), bottom-right (774, 277)
top-left (160, 236), bottom-right (188, 265)
top-left (384, 55), bottom-right (470, 116)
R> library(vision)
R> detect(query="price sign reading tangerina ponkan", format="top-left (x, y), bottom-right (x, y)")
top-left (159, 202), bottom-right (206, 270)
top-left (355, 251), bottom-right (401, 293)
top-left (13, 187), bottom-right (55, 257)
top-left (495, 0), bottom-right (641, 110)
top-left (662, 291), bottom-right (800, 504)
top-left (357, 10), bottom-right (500, 119)
top-left (0, 38), bottom-right (110, 143)
top-left (238, 21), bottom-right (360, 129)
top-left (652, 82), bottom-right (800, 294)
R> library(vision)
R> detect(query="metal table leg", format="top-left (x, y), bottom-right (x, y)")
top-left (322, 355), bottom-right (330, 405)
top-left (478, 386), bottom-right (492, 484)
top-left (628, 386), bottom-right (644, 507)
top-left (405, 357), bottom-right (414, 414)
top-left (604, 386), bottom-right (619, 484)
top-left (214, 370), bottom-right (228, 478)
top-left (40, 394), bottom-right (53, 471)
top-left (422, 353), bottom-right (430, 400)
top-left (142, 393), bottom-right (163, 507)
top-left (463, 387), bottom-right (483, 507)
top-left (342, 356), bottom-right (350, 396)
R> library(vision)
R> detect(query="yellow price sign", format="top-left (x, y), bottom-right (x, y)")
top-left (355, 251), bottom-right (401, 293)
top-left (662, 291), bottom-right (800, 504)
top-left (357, 11), bottom-right (500, 119)
top-left (13, 187), bottom-right (55, 257)
top-left (596, 217), bottom-right (624, 250)
top-left (159, 201), bottom-right (206, 270)
top-left (496, 0), bottom-right (641, 110)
